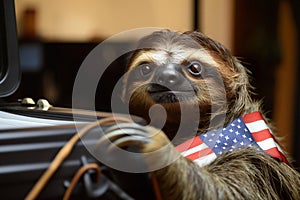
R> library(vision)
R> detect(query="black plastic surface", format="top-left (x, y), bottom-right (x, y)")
top-left (0, 0), bottom-right (21, 97)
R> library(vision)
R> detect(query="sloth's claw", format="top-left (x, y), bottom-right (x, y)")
top-left (101, 128), bottom-right (147, 142)
top-left (107, 135), bottom-right (151, 151)
top-left (98, 123), bottom-right (151, 150)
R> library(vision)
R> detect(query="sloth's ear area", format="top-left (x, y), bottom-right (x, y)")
top-left (225, 58), bottom-right (251, 95)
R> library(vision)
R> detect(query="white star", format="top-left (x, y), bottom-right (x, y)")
top-left (237, 125), bottom-right (241, 129)
top-left (217, 140), bottom-right (221, 143)
top-left (240, 141), bottom-right (244, 145)
top-left (233, 138), bottom-right (237, 143)
top-left (242, 134), bottom-right (247, 138)
top-left (237, 119), bottom-right (241, 123)
top-left (249, 138), bottom-right (253, 141)
top-left (244, 128), bottom-right (248, 132)
top-left (229, 129), bottom-right (233, 133)
top-left (220, 133), bottom-right (224, 137)
top-left (225, 135), bottom-right (230, 140)
top-left (235, 131), bottom-right (240, 135)
top-left (231, 123), bottom-right (235, 127)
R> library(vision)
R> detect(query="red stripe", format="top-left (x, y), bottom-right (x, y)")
top-left (176, 136), bottom-right (203, 152)
top-left (186, 148), bottom-right (214, 160)
top-left (242, 111), bottom-right (264, 123)
top-left (251, 129), bottom-right (273, 142)
top-left (264, 147), bottom-right (289, 164)
top-left (265, 147), bottom-right (281, 158)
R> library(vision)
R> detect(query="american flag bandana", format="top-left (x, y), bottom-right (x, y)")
top-left (176, 111), bottom-right (289, 166)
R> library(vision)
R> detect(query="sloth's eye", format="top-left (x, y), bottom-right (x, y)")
top-left (140, 63), bottom-right (152, 76)
top-left (188, 61), bottom-right (202, 76)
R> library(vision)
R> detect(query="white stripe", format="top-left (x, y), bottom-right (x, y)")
top-left (257, 138), bottom-right (285, 154)
top-left (194, 153), bottom-right (217, 167)
top-left (257, 138), bottom-right (277, 150)
top-left (180, 143), bottom-right (209, 157)
top-left (245, 120), bottom-right (269, 133)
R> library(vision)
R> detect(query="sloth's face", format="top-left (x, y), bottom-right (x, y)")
top-left (127, 49), bottom-right (205, 104)
top-left (124, 46), bottom-right (228, 109)
top-left (123, 46), bottom-right (229, 138)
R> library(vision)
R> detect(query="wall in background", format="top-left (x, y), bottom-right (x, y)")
top-left (15, 0), bottom-right (193, 41)
top-left (15, 0), bottom-right (234, 49)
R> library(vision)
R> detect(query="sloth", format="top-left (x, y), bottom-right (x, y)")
top-left (101, 30), bottom-right (300, 199)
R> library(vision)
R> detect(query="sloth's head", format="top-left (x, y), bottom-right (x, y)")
top-left (122, 30), bottom-right (258, 139)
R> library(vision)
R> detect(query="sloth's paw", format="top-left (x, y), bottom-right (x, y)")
top-left (98, 123), bottom-right (171, 153)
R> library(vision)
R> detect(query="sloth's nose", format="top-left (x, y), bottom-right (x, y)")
top-left (155, 64), bottom-right (183, 88)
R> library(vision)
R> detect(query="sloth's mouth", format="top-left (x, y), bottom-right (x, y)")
top-left (147, 84), bottom-right (196, 103)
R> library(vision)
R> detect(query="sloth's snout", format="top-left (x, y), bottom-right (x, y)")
top-left (154, 64), bottom-right (184, 89)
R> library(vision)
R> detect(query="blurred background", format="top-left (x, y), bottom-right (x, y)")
top-left (6, 0), bottom-right (300, 168)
